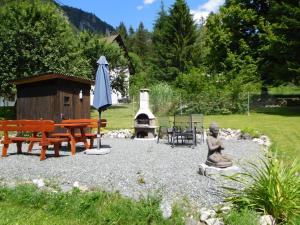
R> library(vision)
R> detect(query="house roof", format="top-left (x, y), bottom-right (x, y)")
top-left (103, 34), bottom-right (135, 74)
top-left (13, 73), bottom-right (94, 85)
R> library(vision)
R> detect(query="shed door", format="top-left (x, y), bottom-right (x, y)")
top-left (62, 93), bottom-right (73, 120)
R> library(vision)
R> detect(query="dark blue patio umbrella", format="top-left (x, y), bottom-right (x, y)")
top-left (92, 56), bottom-right (112, 150)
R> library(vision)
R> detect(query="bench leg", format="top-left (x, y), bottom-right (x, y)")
top-left (89, 138), bottom-right (94, 149)
top-left (40, 146), bottom-right (47, 161)
top-left (16, 142), bottom-right (22, 154)
top-left (54, 143), bottom-right (60, 157)
top-left (28, 141), bottom-right (35, 152)
top-left (2, 144), bottom-right (9, 157)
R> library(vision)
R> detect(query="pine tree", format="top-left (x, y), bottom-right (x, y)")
top-left (116, 22), bottom-right (128, 40)
top-left (152, 1), bottom-right (169, 81)
top-left (152, 0), bottom-right (197, 81)
top-left (133, 22), bottom-right (151, 60)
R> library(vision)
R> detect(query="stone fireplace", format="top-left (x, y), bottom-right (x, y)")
top-left (134, 89), bottom-right (156, 139)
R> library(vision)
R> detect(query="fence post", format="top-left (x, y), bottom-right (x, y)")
top-left (247, 92), bottom-right (250, 116)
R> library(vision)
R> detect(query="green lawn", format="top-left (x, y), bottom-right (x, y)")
top-left (95, 105), bottom-right (300, 161)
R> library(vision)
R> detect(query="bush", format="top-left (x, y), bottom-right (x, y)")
top-left (223, 208), bottom-right (259, 225)
top-left (224, 155), bottom-right (300, 224)
top-left (174, 68), bottom-right (261, 114)
top-left (0, 106), bottom-right (15, 119)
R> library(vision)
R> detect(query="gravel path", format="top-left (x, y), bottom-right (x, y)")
top-left (0, 138), bottom-right (263, 207)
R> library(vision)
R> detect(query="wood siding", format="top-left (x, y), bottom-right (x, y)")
top-left (16, 78), bottom-right (91, 123)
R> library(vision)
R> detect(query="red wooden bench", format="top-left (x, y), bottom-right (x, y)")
top-left (51, 119), bottom-right (107, 148)
top-left (0, 120), bottom-right (69, 160)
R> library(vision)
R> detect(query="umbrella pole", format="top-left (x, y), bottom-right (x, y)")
top-left (97, 110), bottom-right (102, 150)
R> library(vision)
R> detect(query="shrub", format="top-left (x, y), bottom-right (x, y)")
top-left (223, 208), bottom-right (259, 225)
top-left (224, 155), bottom-right (300, 224)
top-left (0, 106), bottom-right (15, 119)
top-left (241, 127), bottom-right (261, 138)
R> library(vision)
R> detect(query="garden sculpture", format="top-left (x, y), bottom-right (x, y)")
top-left (206, 122), bottom-right (233, 168)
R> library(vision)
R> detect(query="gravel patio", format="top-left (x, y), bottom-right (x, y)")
top-left (0, 138), bottom-right (263, 208)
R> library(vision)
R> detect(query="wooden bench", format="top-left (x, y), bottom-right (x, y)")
top-left (0, 120), bottom-right (69, 160)
top-left (51, 119), bottom-right (107, 148)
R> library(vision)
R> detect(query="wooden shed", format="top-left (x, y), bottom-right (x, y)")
top-left (13, 74), bottom-right (93, 123)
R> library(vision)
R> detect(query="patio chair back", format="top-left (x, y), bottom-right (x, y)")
top-left (190, 114), bottom-right (204, 143)
top-left (157, 116), bottom-right (173, 143)
top-left (173, 115), bottom-right (193, 133)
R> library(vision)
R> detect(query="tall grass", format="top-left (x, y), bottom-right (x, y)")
top-left (224, 152), bottom-right (300, 224)
top-left (150, 83), bottom-right (178, 115)
top-left (0, 184), bottom-right (185, 225)
top-left (223, 208), bottom-right (259, 225)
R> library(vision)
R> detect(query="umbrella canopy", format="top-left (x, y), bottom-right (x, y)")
top-left (89, 56), bottom-right (112, 152)
top-left (93, 56), bottom-right (112, 111)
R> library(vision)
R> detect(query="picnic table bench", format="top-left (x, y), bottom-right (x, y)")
top-left (0, 120), bottom-right (69, 160)
top-left (50, 119), bottom-right (107, 154)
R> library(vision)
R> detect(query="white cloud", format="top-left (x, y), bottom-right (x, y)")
top-left (137, 5), bottom-right (144, 10)
top-left (137, 0), bottom-right (156, 11)
top-left (191, 0), bottom-right (225, 23)
top-left (144, 0), bottom-right (156, 5)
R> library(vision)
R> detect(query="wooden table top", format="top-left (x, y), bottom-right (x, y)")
top-left (54, 123), bottom-right (90, 128)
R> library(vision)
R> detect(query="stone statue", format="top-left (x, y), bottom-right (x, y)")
top-left (206, 122), bottom-right (233, 168)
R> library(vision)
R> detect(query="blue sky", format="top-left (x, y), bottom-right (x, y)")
top-left (57, 0), bottom-right (225, 31)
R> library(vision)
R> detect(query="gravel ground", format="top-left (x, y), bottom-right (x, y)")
top-left (0, 138), bottom-right (264, 207)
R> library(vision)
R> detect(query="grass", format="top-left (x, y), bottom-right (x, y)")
top-left (96, 105), bottom-right (300, 161)
top-left (92, 104), bottom-right (135, 130)
top-left (0, 184), bottom-right (185, 225)
top-left (205, 107), bottom-right (300, 161)
top-left (223, 208), bottom-right (259, 225)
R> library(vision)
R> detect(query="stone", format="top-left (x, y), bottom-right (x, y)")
top-left (219, 205), bottom-right (231, 214)
top-left (160, 200), bottom-right (172, 219)
top-left (60, 184), bottom-right (73, 192)
top-left (199, 163), bottom-right (241, 177)
top-left (259, 215), bottom-right (276, 225)
top-left (204, 218), bottom-right (224, 225)
top-left (73, 181), bottom-right (80, 188)
top-left (84, 148), bottom-right (110, 155)
top-left (185, 217), bottom-right (203, 225)
top-left (199, 208), bottom-right (216, 221)
top-left (32, 178), bottom-right (45, 188)
top-left (73, 181), bottom-right (89, 192)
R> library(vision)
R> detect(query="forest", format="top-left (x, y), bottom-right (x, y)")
top-left (0, 0), bottom-right (299, 114)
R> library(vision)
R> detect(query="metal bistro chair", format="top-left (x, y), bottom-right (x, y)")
top-left (157, 116), bottom-right (173, 144)
top-left (190, 114), bottom-right (205, 145)
top-left (171, 114), bottom-right (195, 148)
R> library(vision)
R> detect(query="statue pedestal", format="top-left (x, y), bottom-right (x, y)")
top-left (199, 163), bottom-right (241, 177)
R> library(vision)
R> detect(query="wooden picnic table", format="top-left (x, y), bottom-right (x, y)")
top-left (54, 123), bottom-right (90, 155)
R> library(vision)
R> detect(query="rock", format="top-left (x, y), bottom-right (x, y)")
top-left (73, 181), bottom-right (88, 192)
top-left (199, 163), bottom-right (241, 177)
top-left (199, 208), bottom-right (216, 221)
top-left (204, 218), bottom-right (224, 225)
top-left (160, 200), bottom-right (172, 219)
top-left (185, 217), bottom-right (203, 225)
top-left (259, 215), bottom-right (276, 225)
top-left (32, 178), bottom-right (45, 188)
top-left (60, 184), bottom-right (73, 192)
top-left (73, 181), bottom-right (80, 188)
top-left (219, 205), bottom-right (231, 214)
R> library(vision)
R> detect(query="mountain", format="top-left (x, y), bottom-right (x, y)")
top-left (60, 5), bottom-right (115, 34)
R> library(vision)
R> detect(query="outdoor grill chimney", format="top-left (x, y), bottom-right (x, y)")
top-left (134, 89), bottom-right (156, 139)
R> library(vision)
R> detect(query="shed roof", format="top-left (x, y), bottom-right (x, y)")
top-left (13, 73), bottom-right (94, 85)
